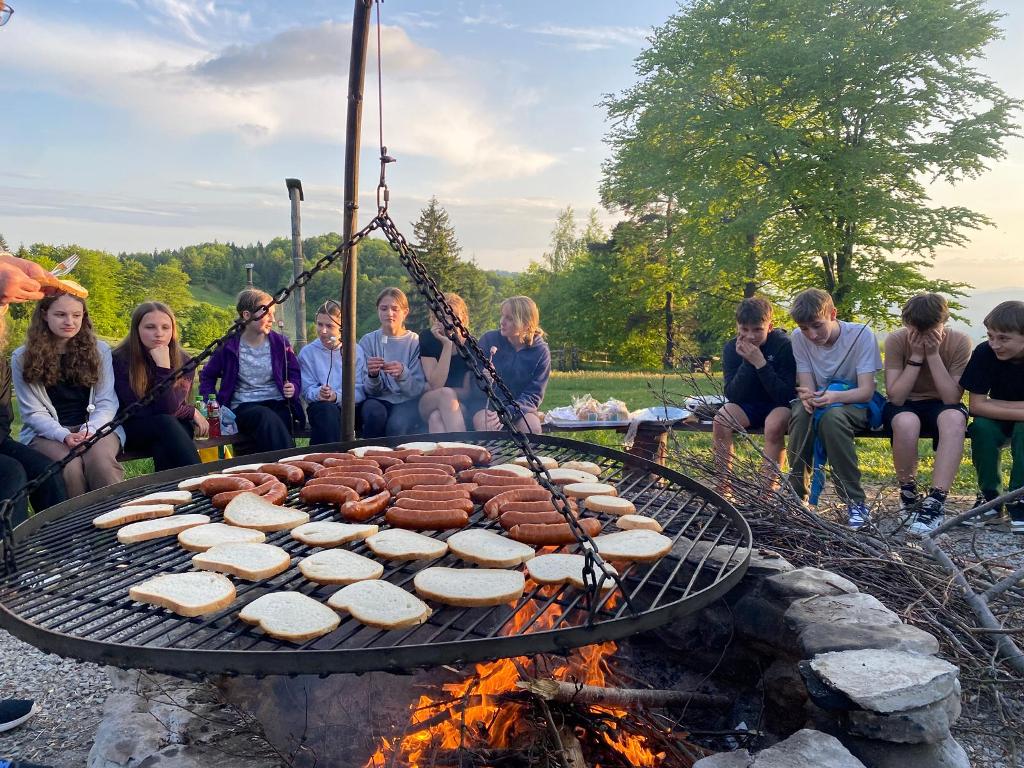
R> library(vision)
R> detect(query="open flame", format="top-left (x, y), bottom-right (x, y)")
top-left (364, 588), bottom-right (663, 767)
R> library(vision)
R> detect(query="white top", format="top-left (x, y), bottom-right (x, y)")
top-left (791, 321), bottom-right (882, 391)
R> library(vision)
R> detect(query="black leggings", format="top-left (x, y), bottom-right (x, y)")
top-left (235, 400), bottom-right (295, 454)
top-left (0, 436), bottom-right (68, 528)
top-left (121, 414), bottom-right (200, 471)
top-left (359, 398), bottom-right (423, 438)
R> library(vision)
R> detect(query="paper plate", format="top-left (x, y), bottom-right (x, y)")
top-left (629, 406), bottom-right (688, 423)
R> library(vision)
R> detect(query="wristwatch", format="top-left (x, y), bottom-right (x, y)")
top-left (907, 359), bottom-right (924, 367)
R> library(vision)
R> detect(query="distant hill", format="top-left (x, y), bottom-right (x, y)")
top-left (949, 288), bottom-right (1024, 340)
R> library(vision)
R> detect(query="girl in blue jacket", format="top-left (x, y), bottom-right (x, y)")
top-left (473, 296), bottom-right (550, 434)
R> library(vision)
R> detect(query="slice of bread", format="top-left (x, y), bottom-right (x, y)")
top-left (546, 468), bottom-right (599, 485)
top-left (414, 567), bottom-right (525, 607)
top-left (525, 553), bottom-right (618, 590)
top-left (94, 504), bottom-right (175, 529)
top-left (222, 463), bottom-right (265, 474)
top-left (298, 549), bottom-right (384, 585)
top-left (446, 529), bottom-right (536, 568)
top-left (239, 592), bottom-right (340, 643)
top-left (563, 482), bottom-right (617, 499)
top-left (223, 493), bottom-right (309, 532)
top-left (327, 580), bottom-right (431, 629)
top-left (117, 514), bottom-right (211, 544)
top-left (397, 441), bottom-right (438, 451)
top-left (616, 514), bottom-right (663, 532)
top-left (123, 490), bottom-right (193, 507)
top-left (486, 463), bottom-right (535, 477)
top-left (365, 529), bottom-right (448, 561)
top-left (277, 453), bottom-right (311, 462)
top-left (349, 446), bottom-right (394, 457)
top-left (192, 543), bottom-right (292, 581)
top-left (583, 496), bottom-right (636, 516)
top-left (178, 475), bottom-right (224, 492)
top-left (178, 522), bottom-right (266, 552)
top-left (129, 572), bottom-right (235, 617)
top-left (593, 529), bottom-right (672, 563)
top-left (560, 460), bottom-right (602, 477)
top-left (512, 455), bottom-right (558, 470)
top-left (290, 521), bottom-right (379, 548)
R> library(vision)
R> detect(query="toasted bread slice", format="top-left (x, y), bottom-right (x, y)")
top-left (223, 493), bottom-right (309, 532)
top-left (298, 549), bottom-right (384, 586)
top-left (349, 446), bottom-right (393, 457)
top-left (446, 529), bottom-right (536, 568)
top-left (178, 474), bottom-right (225, 492)
top-left (239, 592), bottom-right (340, 643)
top-left (563, 482), bottom-right (617, 499)
top-left (560, 460), bottom-right (602, 477)
top-left (486, 463), bottom-right (534, 477)
top-left (178, 522), bottom-right (266, 552)
top-left (546, 468), bottom-right (599, 485)
top-left (396, 441), bottom-right (438, 451)
top-left (583, 495), bottom-right (636, 516)
top-left (117, 514), bottom-right (210, 543)
top-left (36, 272), bottom-right (89, 298)
top-left (592, 529), bottom-right (672, 563)
top-left (512, 455), bottom-right (558, 470)
top-left (129, 572), bottom-right (235, 617)
top-left (413, 567), bottom-right (525, 607)
top-left (327, 580), bottom-right (431, 629)
top-left (192, 543), bottom-right (291, 581)
top-left (365, 529), bottom-right (448, 561)
top-left (123, 490), bottom-right (193, 507)
top-left (290, 521), bottom-right (379, 548)
top-left (222, 463), bottom-right (265, 474)
top-left (93, 504), bottom-right (175, 529)
top-left (616, 514), bottom-right (663, 532)
top-left (525, 553), bottom-right (618, 590)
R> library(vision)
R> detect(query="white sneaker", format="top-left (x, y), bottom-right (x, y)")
top-left (907, 497), bottom-right (944, 538)
top-left (847, 503), bottom-right (870, 531)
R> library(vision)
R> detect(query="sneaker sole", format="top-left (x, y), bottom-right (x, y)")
top-left (0, 701), bottom-right (40, 733)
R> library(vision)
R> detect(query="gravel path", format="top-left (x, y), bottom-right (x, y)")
top-left (0, 628), bottom-right (111, 767)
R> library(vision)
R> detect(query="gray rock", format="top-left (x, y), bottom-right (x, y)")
top-left (88, 711), bottom-right (166, 768)
top-left (684, 539), bottom-right (751, 568)
top-left (733, 593), bottom-right (792, 653)
top-left (745, 549), bottom-right (795, 578)
top-left (785, 593), bottom-right (902, 639)
top-left (754, 729), bottom-right (866, 767)
top-left (764, 568), bottom-right (859, 601)
top-left (763, 660), bottom-right (808, 732)
top-left (809, 649), bottom-right (958, 713)
top-left (840, 734), bottom-right (970, 768)
top-left (693, 750), bottom-right (754, 767)
top-left (798, 622), bottom-right (940, 657)
top-left (843, 685), bottom-right (960, 743)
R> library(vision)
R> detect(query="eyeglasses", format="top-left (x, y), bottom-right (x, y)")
top-left (0, 4), bottom-right (13, 27)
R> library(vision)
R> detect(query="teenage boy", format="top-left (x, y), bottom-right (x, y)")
top-left (713, 296), bottom-right (795, 486)
top-left (960, 301), bottom-right (1024, 534)
top-left (786, 288), bottom-right (882, 529)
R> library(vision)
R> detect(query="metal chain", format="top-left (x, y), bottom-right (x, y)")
top-left (373, 210), bottom-right (636, 619)
top-left (0, 220), bottom-right (381, 576)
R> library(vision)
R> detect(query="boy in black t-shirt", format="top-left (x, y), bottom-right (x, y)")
top-left (714, 296), bottom-right (796, 489)
top-left (960, 301), bottom-right (1024, 533)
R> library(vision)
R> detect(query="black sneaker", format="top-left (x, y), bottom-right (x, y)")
top-left (1008, 502), bottom-right (1024, 535)
top-left (0, 699), bottom-right (38, 733)
top-left (965, 492), bottom-right (1004, 527)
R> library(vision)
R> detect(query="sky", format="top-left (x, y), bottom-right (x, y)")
top-left (1, 0), bottom-right (1022, 293)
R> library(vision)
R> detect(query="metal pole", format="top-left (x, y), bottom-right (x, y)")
top-left (244, 263), bottom-right (254, 288)
top-left (341, 0), bottom-right (373, 442)
top-left (286, 178), bottom-right (307, 349)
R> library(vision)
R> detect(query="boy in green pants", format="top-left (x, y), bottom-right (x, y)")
top-left (960, 301), bottom-right (1024, 533)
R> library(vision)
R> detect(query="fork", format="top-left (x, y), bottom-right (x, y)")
top-left (49, 252), bottom-right (80, 277)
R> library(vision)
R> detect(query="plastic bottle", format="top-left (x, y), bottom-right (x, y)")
top-left (207, 397), bottom-right (221, 438)
top-left (194, 397), bottom-right (207, 418)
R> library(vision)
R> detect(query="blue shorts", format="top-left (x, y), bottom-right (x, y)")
top-left (735, 402), bottom-right (786, 429)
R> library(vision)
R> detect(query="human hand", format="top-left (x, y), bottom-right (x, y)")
top-left (810, 390), bottom-right (840, 408)
top-left (796, 386), bottom-right (816, 414)
top-left (148, 345), bottom-right (171, 368)
top-left (366, 356), bottom-right (385, 377)
top-left (736, 338), bottom-right (766, 368)
top-left (282, 381), bottom-right (296, 398)
top-left (484, 409), bottom-right (502, 430)
top-left (319, 384), bottom-right (336, 402)
top-left (64, 431), bottom-right (88, 448)
top-left (382, 361), bottom-right (404, 378)
top-left (0, 261), bottom-right (45, 305)
top-left (908, 329), bottom-right (926, 356)
top-left (193, 411), bottom-right (210, 438)
top-left (922, 327), bottom-right (943, 355)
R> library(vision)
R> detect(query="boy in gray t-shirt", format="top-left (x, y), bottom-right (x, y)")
top-left (787, 289), bottom-right (882, 530)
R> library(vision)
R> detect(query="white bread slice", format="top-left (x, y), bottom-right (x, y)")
top-left (94, 504), bottom-right (175, 529)
top-left (192, 543), bottom-right (291, 581)
top-left (223, 493), bottom-right (309, 532)
top-left (563, 482), bottom-right (617, 499)
top-left (546, 468), bottom-right (599, 485)
top-left (414, 567), bottom-right (525, 607)
top-left (239, 592), bottom-right (340, 643)
top-left (616, 515), bottom-right (663, 532)
top-left (277, 453), bottom-right (311, 462)
top-left (290, 521), bottom-right (379, 548)
top-left (593, 529), bottom-right (672, 563)
top-left (436, 441), bottom-right (484, 451)
top-left (123, 490), bottom-right (193, 507)
top-left (446, 529), bottom-right (536, 568)
top-left (486, 463), bottom-right (534, 477)
top-left (560, 460), bottom-right (602, 477)
top-left (397, 441), bottom-right (438, 451)
top-left (512, 455), bottom-right (558, 470)
top-left (129, 572), bottom-right (235, 617)
top-left (583, 496), bottom-right (636, 516)
top-left (117, 514), bottom-right (211, 544)
top-left (327, 580), bottom-right (431, 629)
top-left (178, 522), bottom-right (266, 552)
top-left (365, 529), bottom-right (448, 561)
top-left (178, 475), bottom-right (224, 492)
top-left (525, 553), bottom-right (618, 590)
top-left (298, 549), bottom-right (384, 585)
top-left (222, 463), bottom-right (265, 474)
top-left (349, 446), bottom-right (394, 457)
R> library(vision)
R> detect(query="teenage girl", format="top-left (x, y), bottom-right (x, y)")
top-left (199, 289), bottom-right (304, 452)
top-left (299, 299), bottom-right (366, 445)
top-left (358, 287), bottom-right (426, 437)
top-left (11, 292), bottom-right (124, 496)
top-left (112, 301), bottom-right (207, 471)
top-left (472, 296), bottom-right (551, 434)
top-left (418, 292), bottom-right (473, 433)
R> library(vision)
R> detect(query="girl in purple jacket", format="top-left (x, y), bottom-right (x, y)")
top-left (199, 289), bottom-right (304, 453)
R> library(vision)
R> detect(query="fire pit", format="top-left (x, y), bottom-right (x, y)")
top-left (0, 433), bottom-right (750, 678)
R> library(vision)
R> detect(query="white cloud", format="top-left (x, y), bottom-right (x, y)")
top-left (530, 24), bottom-right (650, 51)
top-left (140, 0), bottom-right (251, 43)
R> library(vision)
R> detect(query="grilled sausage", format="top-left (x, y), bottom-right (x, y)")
top-left (386, 474), bottom-right (456, 492)
top-left (471, 483), bottom-right (541, 504)
top-left (385, 506), bottom-right (469, 531)
top-left (381, 449), bottom-right (426, 461)
top-left (364, 454), bottom-right (404, 469)
top-left (200, 476), bottom-right (255, 496)
top-left (304, 476), bottom-right (371, 495)
top-left (281, 460), bottom-right (325, 477)
top-left (507, 517), bottom-right (603, 545)
top-left (411, 482), bottom-right (479, 494)
top-left (321, 457), bottom-right (383, 472)
top-left (313, 468), bottom-right (385, 491)
top-left (314, 465), bottom-right (382, 478)
top-left (339, 489), bottom-right (391, 522)
top-left (303, 452), bottom-right (353, 464)
top-left (212, 480), bottom-right (278, 509)
top-left (396, 489), bottom-right (472, 502)
top-left (299, 483), bottom-right (359, 506)
top-left (457, 467), bottom-right (520, 483)
top-left (406, 453), bottom-right (473, 471)
top-left (470, 473), bottom-right (538, 487)
top-left (394, 496), bottom-right (474, 513)
top-left (262, 481), bottom-right (289, 505)
top-left (229, 471), bottom-right (279, 486)
top-left (430, 445), bottom-right (492, 464)
top-left (483, 488), bottom-right (559, 517)
top-left (501, 500), bottom-right (577, 515)
top-left (500, 510), bottom-right (577, 529)
top-left (384, 464), bottom-right (455, 478)
top-left (259, 463), bottom-right (305, 484)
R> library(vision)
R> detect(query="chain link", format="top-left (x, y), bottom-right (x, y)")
top-left (1, 220), bottom-right (381, 576)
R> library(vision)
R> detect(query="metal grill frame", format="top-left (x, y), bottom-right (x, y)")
top-left (0, 433), bottom-right (750, 676)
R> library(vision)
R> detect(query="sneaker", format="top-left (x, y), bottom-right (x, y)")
top-left (965, 492), bottom-right (1005, 527)
top-left (0, 699), bottom-right (38, 733)
top-left (907, 496), bottom-right (944, 537)
top-left (847, 502), bottom-right (870, 531)
top-left (899, 490), bottom-right (922, 515)
top-left (1008, 502), bottom-right (1024, 535)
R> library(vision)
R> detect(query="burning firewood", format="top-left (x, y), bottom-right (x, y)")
top-left (517, 678), bottom-right (731, 710)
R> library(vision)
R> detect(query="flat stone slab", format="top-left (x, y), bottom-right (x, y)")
top-left (841, 734), bottom-right (970, 768)
top-left (753, 729), bottom-right (866, 767)
top-left (844, 684), bottom-right (960, 743)
top-left (764, 567), bottom-right (859, 601)
top-left (798, 622), bottom-right (940, 657)
top-left (810, 649), bottom-right (958, 713)
top-left (745, 549), bottom-right (795, 578)
top-left (693, 750), bottom-right (754, 767)
top-left (786, 593), bottom-right (901, 637)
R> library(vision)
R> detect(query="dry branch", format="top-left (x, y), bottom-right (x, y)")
top-left (518, 678), bottom-right (731, 710)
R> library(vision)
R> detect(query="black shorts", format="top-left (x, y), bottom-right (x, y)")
top-left (735, 401), bottom-right (787, 429)
top-left (882, 399), bottom-right (968, 438)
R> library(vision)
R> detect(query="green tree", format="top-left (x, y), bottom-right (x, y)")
top-left (118, 258), bottom-right (151, 310)
top-left (408, 197), bottom-right (463, 328)
top-left (179, 302), bottom-right (236, 348)
top-left (144, 259), bottom-right (194, 313)
top-left (602, 0), bottom-right (1018, 324)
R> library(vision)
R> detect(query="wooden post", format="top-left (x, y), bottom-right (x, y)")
top-left (663, 290), bottom-right (674, 369)
top-left (340, 0), bottom-right (373, 442)
top-left (285, 178), bottom-right (307, 350)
